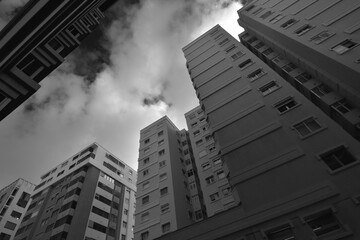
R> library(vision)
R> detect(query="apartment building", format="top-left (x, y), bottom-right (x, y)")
top-left (238, 0), bottom-right (360, 140)
top-left (151, 19), bottom-right (360, 239)
top-left (134, 116), bottom-right (206, 240)
top-left (0, 179), bottom-right (35, 240)
top-left (0, 0), bottom-right (116, 121)
top-left (185, 106), bottom-right (239, 217)
top-left (13, 143), bottom-right (136, 240)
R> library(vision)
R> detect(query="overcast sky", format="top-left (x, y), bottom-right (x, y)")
top-left (0, 0), bottom-right (244, 189)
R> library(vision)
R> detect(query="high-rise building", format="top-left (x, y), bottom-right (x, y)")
top-left (0, 0), bottom-right (116, 121)
top-left (134, 116), bottom-right (207, 240)
top-left (152, 7), bottom-right (360, 239)
top-left (238, 0), bottom-right (360, 140)
top-left (0, 179), bottom-right (35, 240)
top-left (185, 106), bottom-right (239, 217)
top-left (13, 143), bottom-right (136, 240)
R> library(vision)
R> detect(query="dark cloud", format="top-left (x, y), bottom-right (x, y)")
top-left (142, 94), bottom-right (172, 108)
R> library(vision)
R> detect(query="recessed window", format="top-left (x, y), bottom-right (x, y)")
top-left (159, 173), bottom-right (167, 181)
top-left (193, 130), bottom-right (200, 136)
top-left (260, 11), bottom-right (273, 19)
top-left (331, 99), bottom-right (353, 115)
top-left (142, 196), bottom-right (149, 205)
top-left (319, 145), bottom-right (357, 171)
top-left (264, 223), bottom-right (295, 240)
top-left (254, 41), bottom-right (265, 49)
top-left (245, 5), bottom-right (255, 12)
top-left (187, 169), bottom-right (194, 177)
top-left (202, 162), bottom-right (211, 170)
top-left (311, 84), bottom-right (331, 97)
top-left (304, 209), bottom-right (345, 237)
top-left (195, 139), bottom-right (203, 146)
top-left (141, 212), bottom-right (149, 222)
top-left (259, 81), bottom-right (281, 96)
top-left (205, 176), bottom-right (215, 184)
top-left (219, 38), bottom-right (229, 46)
top-left (141, 231), bottom-right (149, 240)
top-left (213, 158), bottom-right (222, 165)
top-left (158, 139), bottom-right (164, 146)
top-left (143, 169), bottom-right (149, 176)
top-left (159, 160), bottom-right (166, 168)
top-left (144, 147), bottom-right (150, 154)
top-left (142, 182), bottom-right (150, 190)
top-left (280, 19), bottom-right (297, 29)
top-left (282, 63), bottom-right (297, 73)
top-left (238, 59), bottom-right (254, 70)
top-left (162, 222), bottom-right (170, 233)
top-left (262, 48), bottom-right (274, 56)
top-left (4, 221), bottom-right (16, 230)
top-left (294, 72), bottom-right (312, 83)
top-left (248, 68), bottom-right (266, 81)
top-left (252, 7), bottom-right (264, 15)
top-left (214, 33), bottom-right (224, 40)
top-left (217, 170), bottom-right (226, 179)
top-left (293, 117), bottom-right (323, 138)
top-left (160, 187), bottom-right (168, 196)
top-left (143, 157), bottom-right (150, 165)
top-left (159, 149), bottom-right (165, 156)
top-left (274, 97), bottom-right (299, 114)
top-left (331, 39), bottom-right (358, 54)
top-left (294, 24), bottom-right (313, 35)
top-left (161, 203), bottom-right (170, 214)
top-left (11, 210), bottom-right (22, 220)
top-left (225, 44), bottom-right (237, 53)
top-left (144, 138), bottom-right (150, 144)
top-left (210, 192), bottom-right (220, 202)
top-left (247, 37), bottom-right (257, 44)
top-left (158, 131), bottom-right (164, 136)
top-left (310, 30), bottom-right (335, 44)
top-left (269, 14), bottom-right (283, 23)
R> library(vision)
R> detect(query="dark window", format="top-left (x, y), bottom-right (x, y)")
top-left (311, 84), bottom-right (331, 97)
top-left (274, 97), bottom-right (298, 113)
top-left (304, 209), bottom-right (344, 237)
top-left (260, 11), bottom-right (273, 19)
top-left (294, 24), bottom-right (313, 35)
top-left (265, 223), bottom-right (295, 240)
top-left (248, 68), bottom-right (266, 81)
top-left (219, 38), bottom-right (229, 46)
top-left (10, 210), bottom-right (22, 220)
top-left (269, 14), bottom-right (283, 23)
top-left (281, 19), bottom-right (297, 28)
top-left (238, 59), bottom-right (253, 69)
top-left (97, 182), bottom-right (114, 194)
top-left (295, 72), bottom-right (312, 83)
top-left (310, 30), bottom-right (335, 44)
top-left (293, 117), bottom-right (322, 137)
top-left (103, 161), bottom-right (117, 173)
top-left (331, 39), bottom-right (358, 54)
top-left (4, 221), bottom-right (16, 230)
top-left (319, 146), bottom-right (357, 171)
top-left (259, 81), bottom-right (281, 95)
top-left (0, 233), bottom-right (11, 240)
top-left (331, 99), bottom-right (353, 115)
top-left (95, 194), bottom-right (112, 206)
top-left (141, 231), bottom-right (149, 240)
top-left (160, 187), bottom-right (168, 196)
top-left (88, 220), bottom-right (107, 233)
top-left (162, 222), bottom-right (170, 233)
top-left (282, 63), bottom-right (297, 73)
top-left (59, 200), bottom-right (77, 213)
top-left (54, 215), bottom-right (72, 228)
top-left (225, 44), bottom-right (236, 53)
top-left (92, 206), bottom-right (109, 219)
top-left (142, 196), bottom-right (149, 205)
top-left (254, 41), bottom-right (265, 49)
top-left (262, 48), bottom-right (274, 56)
top-left (64, 187), bottom-right (81, 199)
top-left (49, 231), bottom-right (68, 240)
top-left (16, 192), bottom-right (30, 208)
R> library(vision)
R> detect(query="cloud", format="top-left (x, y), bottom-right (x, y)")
top-left (0, 0), bottom-right (29, 29)
top-left (0, 0), bottom-right (243, 187)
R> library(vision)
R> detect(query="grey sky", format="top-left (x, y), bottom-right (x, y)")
top-left (0, 0), bottom-right (243, 189)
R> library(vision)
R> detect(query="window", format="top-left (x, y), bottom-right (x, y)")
top-left (248, 68), bottom-right (266, 81)
top-left (202, 162), bottom-right (211, 170)
top-left (187, 169), bottom-right (194, 177)
top-left (141, 212), bottom-right (149, 222)
top-left (259, 81), bottom-right (281, 96)
top-left (304, 209), bottom-right (345, 237)
top-left (252, 7), bottom-right (263, 15)
top-left (191, 122), bottom-right (198, 128)
top-left (260, 11), bottom-right (273, 19)
top-left (162, 222), bottom-right (170, 233)
top-left (209, 145), bottom-right (216, 153)
top-left (196, 139), bottom-right (203, 146)
top-left (210, 192), bottom-right (220, 202)
top-left (92, 206), bottom-right (109, 219)
top-left (230, 50), bottom-right (244, 61)
top-left (10, 210), bottom-right (22, 220)
top-left (159, 149), bottom-right (165, 156)
top-left (274, 97), bottom-right (299, 114)
top-left (142, 196), bottom-right (149, 205)
top-left (57, 170), bottom-right (64, 177)
top-left (141, 231), bottom-right (149, 240)
top-left (193, 130), bottom-right (200, 136)
top-left (122, 221), bottom-right (127, 228)
top-left (264, 223), bottom-right (295, 240)
top-left (331, 99), bottom-right (353, 115)
top-left (319, 145), bottom-right (357, 171)
top-left (195, 210), bottom-right (203, 220)
top-left (269, 14), bottom-right (283, 23)
top-left (88, 220), bottom-right (106, 234)
top-left (331, 39), bottom-right (358, 54)
top-left (254, 41), bottom-right (265, 49)
top-left (4, 221), bottom-right (16, 230)
top-left (294, 24), bottom-right (313, 35)
top-left (144, 138), bottom-right (150, 144)
top-left (95, 194), bottom-right (112, 206)
top-left (143, 157), bottom-right (150, 165)
top-left (222, 187), bottom-right (232, 196)
top-left (160, 187), bottom-right (168, 196)
top-left (295, 72), bottom-right (312, 83)
top-left (282, 63), bottom-right (297, 73)
top-left (159, 160), bottom-right (166, 168)
top-left (217, 170), bottom-right (226, 179)
top-left (206, 176), bottom-right (215, 184)
top-left (262, 48), bottom-right (274, 56)
top-left (238, 59), bottom-right (253, 70)
top-left (144, 148), bottom-right (150, 154)
top-left (310, 30), bottom-right (335, 44)
top-left (0, 233), bottom-right (11, 240)
top-left (311, 84), bottom-right (331, 97)
top-left (143, 169), bottom-right (149, 177)
top-left (245, 5), bottom-right (255, 12)
top-left (280, 19), bottom-right (297, 28)
top-left (158, 130), bottom-right (164, 136)
top-left (225, 44), bottom-right (237, 53)
top-left (213, 158), bottom-right (222, 165)
top-left (248, 37), bottom-right (257, 44)
top-left (214, 33), bottom-right (224, 40)
top-left (159, 173), bottom-right (167, 181)
top-left (293, 117), bottom-right (322, 137)
top-left (161, 203), bottom-right (170, 214)
top-left (219, 38), bottom-right (229, 46)
top-left (158, 139), bottom-right (164, 146)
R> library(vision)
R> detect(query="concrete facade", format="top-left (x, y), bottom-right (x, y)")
top-left (0, 0), bottom-right (116, 121)
top-left (157, 18), bottom-right (360, 239)
top-left (185, 106), bottom-right (239, 217)
top-left (0, 179), bottom-right (35, 240)
top-left (238, 0), bottom-right (360, 140)
top-left (134, 116), bottom-right (207, 240)
top-left (13, 143), bottom-right (136, 240)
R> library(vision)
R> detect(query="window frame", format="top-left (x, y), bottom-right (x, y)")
top-left (310, 30), bottom-right (335, 44)
top-left (273, 96), bottom-right (301, 115)
top-left (291, 116), bottom-right (326, 139)
top-left (258, 80), bottom-right (281, 96)
top-left (331, 39), bottom-right (359, 55)
top-left (261, 222), bottom-right (295, 240)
